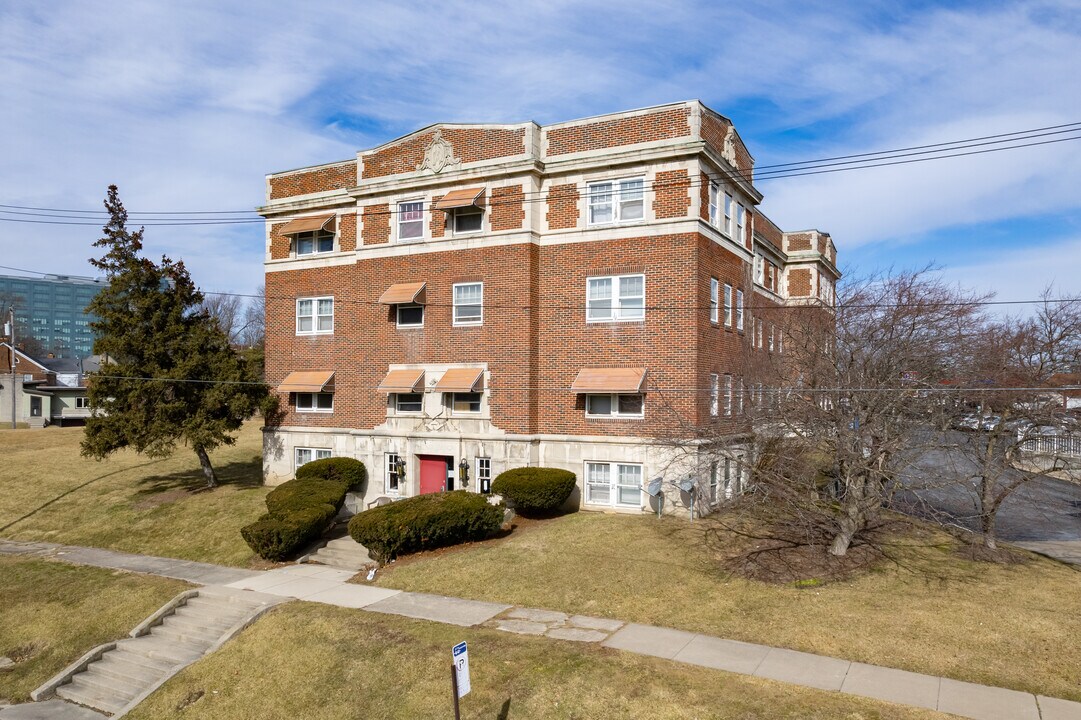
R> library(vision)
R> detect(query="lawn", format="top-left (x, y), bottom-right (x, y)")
top-left (0, 422), bottom-right (270, 567)
top-left (126, 602), bottom-right (947, 720)
top-left (0, 556), bottom-right (188, 703)
top-left (371, 511), bottom-right (1081, 702)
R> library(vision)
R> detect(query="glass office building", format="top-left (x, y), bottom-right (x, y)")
top-left (0, 274), bottom-right (106, 358)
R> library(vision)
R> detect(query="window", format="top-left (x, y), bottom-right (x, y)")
top-left (452, 392), bottom-right (482, 413)
top-left (778, 332), bottom-right (784, 354)
top-left (708, 182), bottom-right (719, 226)
top-left (453, 283), bottom-right (483, 325)
top-left (452, 208), bottom-right (483, 234)
top-left (724, 457), bottom-right (735, 499)
top-left (476, 457), bottom-right (492, 493)
top-left (585, 394), bottom-right (644, 418)
top-left (710, 374), bottom-right (719, 417)
top-left (587, 274), bottom-right (645, 322)
top-left (737, 377), bottom-right (744, 415)
top-left (724, 375), bottom-right (733, 416)
top-left (297, 297), bottom-right (333, 335)
top-left (769, 325), bottom-right (775, 352)
top-left (296, 393), bottom-right (333, 413)
top-left (710, 278), bottom-right (719, 324)
top-left (386, 453), bottom-right (402, 493)
top-left (295, 447), bottom-right (331, 471)
top-left (710, 462), bottom-right (719, 504)
top-left (756, 319), bottom-right (763, 348)
top-left (755, 254), bottom-right (765, 285)
top-left (396, 303), bottom-right (424, 328)
top-left (296, 229), bottom-right (334, 256)
top-left (735, 289), bottom-right (744, 331)
top-left (724, 193), bottom-right (733, 236)
top-left (724, 283), bottom-right (733, 326)
top-left (586, 461), bottom-right (643, 507)
top-left (398, 201), bottom-right (424, 241)
top-left (395, 393), bottom-right (423, 413)
top-left (588, 178), bottom-right (644, 225)
top-left (736, 203), bottom-right (746, 243)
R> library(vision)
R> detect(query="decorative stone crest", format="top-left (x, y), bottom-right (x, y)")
top-left (416, 130), bottom-right (461, 174)
top-left (721, 126), bottom-right (740, 170)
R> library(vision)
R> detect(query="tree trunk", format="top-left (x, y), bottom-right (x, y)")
top-left (980, 511), bottom-right (998, 551)
top-left (195, 446), bottom-right (218, 488)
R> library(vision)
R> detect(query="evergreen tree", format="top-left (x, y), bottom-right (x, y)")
top-left (81, 185), bottom-right (271, 487)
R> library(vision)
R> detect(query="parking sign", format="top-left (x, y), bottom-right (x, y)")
top-left (452, 642), bottom-right (471, 698)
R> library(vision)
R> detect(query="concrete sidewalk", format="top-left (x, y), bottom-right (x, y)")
top-left (4, 539), bottom-right (1081, 720)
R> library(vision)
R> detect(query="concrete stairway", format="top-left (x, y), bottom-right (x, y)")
top-left (54, 588), bottom-right (272, 716)
top-left (306, 535), bottom-right (377, 572)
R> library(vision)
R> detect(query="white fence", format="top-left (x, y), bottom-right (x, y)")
top-left (1019, 433), bottom-right (1081, 458)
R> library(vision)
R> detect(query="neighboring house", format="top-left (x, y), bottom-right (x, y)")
top-left (1047, 374), bottom-right (1081, 411)
top-left (0, 342), bottom-right (93, 427)
top-left (0, 273), bottom-right (106, 358)
top-left (258, 100), bottom-right (839, 514)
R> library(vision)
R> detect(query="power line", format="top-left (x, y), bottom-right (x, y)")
top-left (1, 121), bottom-right (1079, 223)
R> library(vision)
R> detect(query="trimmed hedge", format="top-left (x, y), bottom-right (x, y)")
top-left (241, 458), bottom-right (366, 561)
top-left (348, 491), bottom-right (504, 563)
top-left (491, 467), bottom-right (577, 516)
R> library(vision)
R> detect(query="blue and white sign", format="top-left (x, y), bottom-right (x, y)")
top-left (452, 642), bottom-right (471, 698)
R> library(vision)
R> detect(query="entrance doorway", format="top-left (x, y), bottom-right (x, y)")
top-left (418, 455), bottom-right (453, 494)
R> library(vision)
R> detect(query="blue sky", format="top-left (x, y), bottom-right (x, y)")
top-left (1, 0), bottom-right (1079, 305)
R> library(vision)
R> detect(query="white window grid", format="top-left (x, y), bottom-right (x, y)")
top-left (452, 207), bottom-right (484, 235)
top-left (296, 296), bottom-right (333, 335)
top-left (294, 447), bottom-right (331, 471)
top-left (75, 397), bottom-right (90, 409)
top-left (453, 282), bottom-right (483, 326)
top-left (296, 392), bottom-right (333, 413)
top-left (724, 284), bottom-right (733, 326)
top-left (395, 393), bottom-right (423, 413)
top-left (769, 325), bottom-right (775, 352)
top-left (724, 375), bottom-right (733, 416)
top-left (451, 392), bottom-right (482, 413)
top-left (724, 193), bottom-right (733, 236)
top-left (709, 461), bottom-right (719, 504)
top-left (737, 377), bottom-right (744, 415)
top-left (587, 178), bottom-right (645, 225)
top-left (295, 229), bottom-right (334, 256)
top-left (710, 278), bottom-right (719, 324)
top-left (397, 200), bottom-right (424, 241)
top-left (396, 304), bottom-right (424, 328)
top-left (585, 394), bottom-right (644, 419)
top-left (735, 289), bottom-right (744, 331)
top-left (585, 461), bottom-right (643, 507)
top-left (385, 453), bottom-right (402, 493)
top-left (476, 457), bottom-right (491, 485)
top-left (736, 203), bottom-right (746, 244)
top-left (710, 374), bottom-right (719, 417)
top-left (586, 274), bottom-right (645, 322)
top-left (708, 182), bottom-right (719, 226)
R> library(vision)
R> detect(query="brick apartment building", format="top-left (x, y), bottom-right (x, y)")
top-left (258, 100), bottom-right (838, 514)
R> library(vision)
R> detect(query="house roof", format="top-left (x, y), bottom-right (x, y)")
top-left (39, 357), bottom-right (82, 373)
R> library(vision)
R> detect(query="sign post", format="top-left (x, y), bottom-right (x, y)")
top-left (451, 641), bottom-right (470, 719)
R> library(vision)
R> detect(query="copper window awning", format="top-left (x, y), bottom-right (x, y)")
top-left (432, 187), bottom-right (485, 211)
top-left (570, 368), bottom-right (647, 393)
top-left (276, 214), bottom-right (336, 235)
top-left (433, 367), bottom-right (484, 393)
top-left (377, 368), bottom-right (425, 394)
top-left (279, 370), bottom-right (335, 393)
top-left (378, 282), bottom-right (427, 305)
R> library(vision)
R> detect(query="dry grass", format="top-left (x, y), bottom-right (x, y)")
top-left (0, 423), bottom-right (270, 567)
top-left (0, 557), bottom-right (188, 702)
top-left (126, 602), bottom-right (947, 720)
top-left (372, 511), bottom-right (1081, 701)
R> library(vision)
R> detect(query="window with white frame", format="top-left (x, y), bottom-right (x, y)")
top-left (778, 331), bottom-right (784, 354)
top-left (768, 324), bottom-right (775, 352)
top-left (476, 457), bottom-right (492, 492)
top-left (453, 282), bottom-right (483, 325)
top-left (585, 394), bottom-right (644, 418)
top-left (735, 289), bottom-right (744, 330)
top-left (737, 377), bottom-right (744, 415)
top-left (724, 283), bottom-right (733, 326)
top-left (294, 447), bottom-right (331, 471)
top-left (724, 193), bottom-right (733, 236)
top-left (588, 178), bottom-right (644, 225)
top-left (754, 253), bottom-right (765, 285)
top-left (724, 457), bottom-right (735, 499)
top-left (75, 397), bottom-right (90, 409)
top-left (724, 375), bottom-right (733, 416)
top-left (396, 304), bottom-right (424, 328)
top-left (395, 393), bottom-right (423, 413)
top-left (756, 319), bottom-right (763, 348)
top-left (451, 207), bottom-right (483, 235)
top-left (708, 182), bottom-right (719, 226)
top-left (296, 392), bottom-right (333, 413)
top-left (451, 392), bottom-right (482, 413)
top-left (296, 229), bottom-right (334, 256)
top-left (296, 297), bottom-right (333, 335)
top-left (710, 461), bottom-right (719, 504)
top-left (710, 278), bottom-right (719, 324)
top-left (710, 373), bottom-right (719, 417)
top-left (736, 203), bottom-right (746, 243)
top-left (585, 461), bottom-right (643, 507)
top-left (398, 201), bottom-right (424, 241)
top-left (386, 453), bottom-right (402, 493)
top-left (587, 274), bottom-right (644, 322)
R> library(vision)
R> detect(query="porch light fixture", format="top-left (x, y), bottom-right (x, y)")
top-left (458, 459), bottom-right (470, 487)
top-left (394, 455), bottom-right (406, 483)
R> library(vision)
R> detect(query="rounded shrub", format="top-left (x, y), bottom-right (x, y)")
top-left (490, 467), bottom-right (577, 516)
top-left (348, 491), bottom-right (504, 563)
top-left (295, 456), bottom-right (367, 491)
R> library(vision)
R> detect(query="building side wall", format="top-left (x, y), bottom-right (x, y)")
top-left (268, 162), bottom-right (356, 200)
top-left (545, 106), bottom-right (692, 156)
top-left (361, 128), bottom-right (527, 180)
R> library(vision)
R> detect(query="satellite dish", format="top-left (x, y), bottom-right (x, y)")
top-left (646, 477), bottom-right (663, 497)
top-left (679, 477), bottom-right (696, 494)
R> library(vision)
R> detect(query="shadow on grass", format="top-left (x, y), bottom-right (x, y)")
top-left (133, 454), bottom-right (264, 497)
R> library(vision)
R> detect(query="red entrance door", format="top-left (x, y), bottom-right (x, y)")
top-left (419, 455), bottom-right (448, 494)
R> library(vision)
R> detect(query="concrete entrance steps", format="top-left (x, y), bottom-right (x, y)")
top-left (46, 587), bottom-right (280, 717)
top-left (306, 535), bottom-right (377, 572)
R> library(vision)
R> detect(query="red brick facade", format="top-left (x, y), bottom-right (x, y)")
top-left (545, 183), bottom-right (580, 230)
top-left (361, 128), bottom-right (526, 180)
top-left (490, 186), bottom-right (525, 232)
top-left (653, 169), bottom-right (692, 220)
top-left (362, 204), bottom-right (390, 245)
top-left (546, 107), bottom-right (691, 156)
top-left (269, 162), bottom-right (356, 200)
